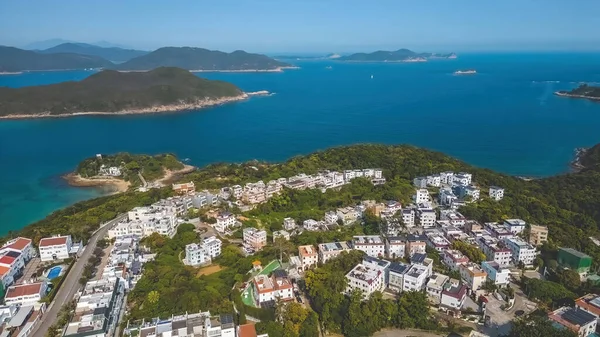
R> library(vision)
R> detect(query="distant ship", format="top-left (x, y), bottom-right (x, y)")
top-left (454, 69), bottom-right (477, 75)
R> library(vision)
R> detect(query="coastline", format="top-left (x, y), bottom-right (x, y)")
top-left (63, 173), bottom-right (131, 194)
top-left (570, 147), bottom-right (588, 172)
top-left (0, 71), bottom-right (24, 75)
top-left (156, 164), bottom-right (197, 187)
top-left (554, 91), bottom-right (600, 101)
top-left (0, 91), bottom-right (270, 120)
top-left (118, 66), bottom-right (300, 73)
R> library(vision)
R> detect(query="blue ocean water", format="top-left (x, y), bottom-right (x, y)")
top-left (1, 53), bottom-right (600, 233)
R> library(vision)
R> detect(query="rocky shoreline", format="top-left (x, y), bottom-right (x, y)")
top-left (63, 173), bottom-right (131, 193)
top-left (571, 147), bottom-right (588, 172)
top-left (0, 91), bottom-right (270, 120)
top-left (554, 91), bottom-right (600, 101)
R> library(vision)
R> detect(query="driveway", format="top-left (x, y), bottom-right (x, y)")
top-left (30, 214), bottom-right (127, 337)
top-left (481, 283), bottom-right (536, 337)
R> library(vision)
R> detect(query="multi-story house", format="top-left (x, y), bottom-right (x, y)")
top-left (283, 218), bottom-right (297, 231)
top-left (440, 210), bottom-right (467, 227)
top-left (406, 234), bottom-right (427, 257)
top-left (477, 235), bottom-right (512, 266)
top-left (503, 219), bottom-right (527, 235)
top-left (489, 186), bottom-right (504, 201)
top-left (413, 177), bottom-right (428, 188)
top-left (243, 228), bottom-right (267, 251)
top-left (337, 206), bottom-right (360, 225)
top-left (440, 171), bottom-right (455, 185)
top-left (184, 243), bottom-right (211, 266)
top-left (503, 237), bottom-right (537, 266)
top-left (298, 245), bottom-right (318, 271)
top-left (453, 172), bottom-right (472, 185)
top-left (39, 235), bottom-right (73, 261)
top-left (402, 264), bottom-right (429, 292)
top-left (324, 211), bottom-right (339, 224)
top-left (203, 236), bottom-right (222, 258)
top-left (481, 261), bottom-right (511, 286)
top-left (441, 283), bottom-right (468, 311)
top-left (172, 181), bottom-right (196, 195)
top-left (302, 219), bottom-right (319, 231)
top-left (353, 236), bottom-right (385, 257)
top-left (426, 231), bottom-right (451, 252)
top-left (459, 263), bottom-right (487, 292)
top-left (427, 175), bottom-right (441, 187)
top-left (0, 237), bottom-right (35, 262)
top-left (385, 237), bottom-right (406, 259)
top-left (215, 212), bottom-right (236, 232)
top-left (401, 209), bottom-right (415, 227)
top-left (426, 273), bottom-right (449, 304)
top-left (346, 263), bottom-right (385, 299)
top-left (529, 225), bottom-right (549, 246)
top-left (252, 270), bottom-right (294, 306)
top-left (418, 209), bottom-right (436, 228)
top-left (273, 230), bottom-right (291, 241)
top-left (443, 250), bottom-right (470, 271)
top-left (414, 189), bottom-right (430, 203)
top-left (548, 307), bottom-right (597, 337)
top-left (4, 281), bottom-right (48, 309)
top-left (318, 241), bottom-right (352, 264)
top-left (439, 187), bottom-right (458, 207)
top-left (388, 262), bottom-right (410, 292)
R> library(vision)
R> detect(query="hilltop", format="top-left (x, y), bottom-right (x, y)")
top-left (0, 67), bottom-right (245, 118)
top-left (40, 43), bottom-right (148, 62)
top-left (0, 46), bottom-right (112, 72)
top-left (112, 47), bottom-right (292, 71)
top-left (339, 48), bottom-right (456, 62)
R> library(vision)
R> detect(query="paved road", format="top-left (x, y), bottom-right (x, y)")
top-left (31, 214), bottom-right (127, 337)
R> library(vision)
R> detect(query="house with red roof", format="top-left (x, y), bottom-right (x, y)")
top-left (38, 235), bottom-right (73, 262)
top-left (4, 281), bottom-right (48, 309)
top-left (1, 237), bottom-right (35, 262)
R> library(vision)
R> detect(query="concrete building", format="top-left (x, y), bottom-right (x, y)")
top-left (575, 294), bottom-right (600, 325)
top-left (402, 264), bottom-right (428, 292)
top-left (324, 211), bottom-right (339, 224)
top-left (318, 241), bottom-right (352, 264)
top-left (352, 236), bottom-right (385, 257)
top-left (385, 237), bottom-right (406, 259)
top-left (418, 209), bottom-right (436, 228)
top-left (362, 256), bottom-right (391, 287)
top-left (489, 186), bottom-right (504, 201)
top-left (283, 218), bottom-right (297, 231)
top-left (426, 273), bottom-right (449, 304)
top-left (215, 212), bottom-right (236, 232)
top-left (172, 181), bottom-right (195, 195)
top-left (4, 281), bottom-right (47, 309)
top-left (443, 250), bottom-right (470, 271)
top-left (302, 219), bottom-right (319, 231)
top-left (477, 235), bottom-right (512, 266)
top-left (346, 263), bottom-right (385, 299)
top-left (0, 237), bottom-right (35, 262)
top-left (529, 225), bottom-right (549, 246)
top-left (252, 270), bottom-right (294, 307)
top-left (134, 311), bottom-right (237, 337)
top-left (481, 261), bottom-right (511, 286)
top-left (298, 245), bottom-right (318, 271)
top-left (273, 230), bottom-right (291, 242)
top-left (441, 283), bottom-right (468, 310)
top-left (427, 175), bottom-right (441, 187)
top-left (184, 243), bottom-right (211, 266)
top-left (440, 210), bottom-right (467, 227)
top-left (401, 209), bottom-right (415, 228)
top-left (558, 248), bottom-right (593, 280)
top-left (548, 307), bottom-right (597, 337)
top-left (503, 219), bottom-right (527, 235)
top-left (459, 263), bottom-right (487, 292)
top-left (414, 189), bottom-right (430, 203)
top-left (406, 234), bottom-right (427, 257)
top-left (243, 228), bottom-right (267, 251)
top-left (388, 262), bottom-right (410, 292)
top-left (503, 237), bottom-right (537, 266)
top-left (413, 177), bottom-right (428, 188)
top-left (440, 171), bottom-right (454, 185)
top-left (426, 232), bottom-right (451, 252)
top-left (38, 235), bottom-right (72, 262)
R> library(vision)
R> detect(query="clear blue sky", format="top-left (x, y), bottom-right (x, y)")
top-left (1, 0), bottom-right (599, 53)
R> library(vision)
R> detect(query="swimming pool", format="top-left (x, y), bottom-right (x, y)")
top-left (47, 266), bottom-right (63, 280)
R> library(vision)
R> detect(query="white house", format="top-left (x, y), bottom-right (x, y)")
top-left (418, 209), bottom-right (437, 228)
top-left (439, 188), bottom-right (458, 207)
top-left (298, 245), bottom-right (318, 271)
top-left (548, 307), bottom-right (597, 337)
top-left (243, 228), bottom-right (267, 251)
top-left (385, 237), bottom-right (406, 259)
top-left (184, 243), bottom-right (211, 266)
top-left (302, 219), bottom-right (319, 231)
top-left (324, 211), bottom-right (339, 224)
top-left (4, 281), bottom-right (48, 309)
top-left (283, 218), bottom-right (297, 231)
top-left (503, 237), bottom-right (537, 266)
top-left (215, 212), bottom-right (236, 232)
top-left (202, 236), bottom-right (222, 258)
top-left (443, 250), bottom-right (470, 271)
top-left (413, 177), bottom-right (428, 188)
top-left (453, 173), bottom-right (472, 186)
top-left (38, 235), bottom-right (73, 261)
top-left (441, 283), bottom-right (467, 310)
top-left (353, 236), bottom-right (385, 257)
top-left (440, 171), bottom-right (454, 185)
top-left (318, 241), bottom-right (352, 264)
top-left (426, 232), bottom-right (451, 252)
top-left (427, 175), bottom-right (441, 187)
top-left (273, 230), bottom-right (291, 241)
top-left (426, 273), bottom-right (449, 304)
top-left (477, 235), bottom-right (512, 266)
top-left (388, 262), bottom-right (410, 292)
top-left (481, 261), bottom-right (511, 286)
top-left (503, 219), bottom-right (527, 235)
top-left (414, 189), bottom-right (430, 203)
top-left (346, 263), bottom-right (385, 299)
top-left (401, 209), bottom-right (415, 227)
top-left (252, 270), bottom-right (294, 306)
top-left (489, 186), bottom-right (505, 201)
top-left (402, 264), bottom-right (429, 292)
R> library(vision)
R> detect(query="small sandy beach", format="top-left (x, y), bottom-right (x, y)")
top-left (63, 173), bottom-right (131, 193)
top-left (157, 164), bottom-right (197, 186)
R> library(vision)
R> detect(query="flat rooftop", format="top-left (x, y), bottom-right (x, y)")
top-left (319, 241), bottom-right (351, 252)
top-left (353, 236), bottom-right (383, 245)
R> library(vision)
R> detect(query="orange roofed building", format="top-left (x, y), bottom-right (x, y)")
top-left (252, 270), bottom-right (293, 307)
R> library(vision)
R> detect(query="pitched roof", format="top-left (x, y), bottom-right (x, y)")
top-left (5, 282), bottom-right (44, 299)
top-left (39, 236), bottom-right (68, 247)
top-left (237, 324), bottom-right (258, 337)
top-left (3, 238), bottom-right (32, 251)
top-left (0, 265), bottom-right (10, 277)
top-left (0, 255), bottom-right (16, 266)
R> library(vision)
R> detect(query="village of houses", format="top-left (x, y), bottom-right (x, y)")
top-left (1, 168), bottom-right (600, 337)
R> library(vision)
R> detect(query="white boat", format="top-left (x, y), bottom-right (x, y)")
top-left (371, 75), bottom-right (374, 79)
top-left (454, 69), bottom-right (477, 75)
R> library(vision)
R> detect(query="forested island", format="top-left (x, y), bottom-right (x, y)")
top-left (0, 46), bottom-right (112, 72)
top-left (555, 84), bottom-right (600, 101)
top-left (112, 47), bottom-right (292, 71)
top-left (0, 67), bottom-right (247, 118)
top-left (339, 48), bottom-right (457, 62)
top-left (5, 143), bottom-right (600, 337)
top-left (39, 42), bottom-right (148, 62)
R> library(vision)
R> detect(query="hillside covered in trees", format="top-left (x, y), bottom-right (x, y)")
top-left (0, 67), bottom-right (242, 117)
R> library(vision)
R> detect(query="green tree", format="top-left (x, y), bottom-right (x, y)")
top-left (508, 315), bottom-right (577, 337)
top-left (556, 269), bottom-right (581, 290)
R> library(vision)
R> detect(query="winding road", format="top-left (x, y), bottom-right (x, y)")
top-left (30, 214), bottom-right (126, 337)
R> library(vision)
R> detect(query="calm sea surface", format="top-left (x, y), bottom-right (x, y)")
top-left (1, 53), bottom-right (600, 233)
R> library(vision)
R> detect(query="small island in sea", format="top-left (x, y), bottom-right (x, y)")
top-left (338, 48), bottom-right (456, 62)
top-left (454, 69), bottom-right (476, 75)
top-left (0, 67), bottom-right (269, 119)
top-left (555, 84), bottom-right (600, 102)
top-left (112, 47), bottom-right (293, 72)
top-left (66, 152), bottom-right (195, 192)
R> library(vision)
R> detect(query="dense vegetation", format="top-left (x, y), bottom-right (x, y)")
top-left (0, 67), bottom-right (242, 116)
top-left (0, 46), bottom-right (112, 72)
top-left (339, 48), bottom-right (456, 61)
top-left (40, 43), bottom-right (148, 62)
top-left (579, 143), bottom-right (600, 170)
top-left (76, 152), bottom-right (184, 185)
top-left (559, 83), bottom-right (600, 99)
top-left (112, 47), bottom-right (291, 71)
top-left (507, 314), bottom-right (577, 337)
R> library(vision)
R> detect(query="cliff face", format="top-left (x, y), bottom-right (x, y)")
top-left (0, 67), bottom-right (243, 117)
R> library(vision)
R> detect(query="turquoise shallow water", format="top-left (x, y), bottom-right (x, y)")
top-left (1, 53), bottom-right (600, 233)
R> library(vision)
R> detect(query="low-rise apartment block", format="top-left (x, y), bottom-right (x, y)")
top-left (385, 237), bottom-right (406, 259)
top-left (353, 236), bottom-right (385, 257)
top-left (503, 237), bottom-right (537, 266)
top-left (346, 263), bottom-right (385, 299)
top-left (318, 241), bottom-right (352, 264)
top-left (529, 224), bottom-right (549, 246)
top-left (38, 235), bottom-right (73, 262)
top-left (252, 270), bottom-right (294, 307)
top-left (4, 281), bottom-right (48, 309)
top-left (489, 186), bottom-right (504, 201)
top-left (243, 228), bottom-right (267, 251)
top-left (402, 264), bottom-right (428, 292)
top-left (481, 261), bottom-right (510, 286)
top-left (548, 307), bottom-right (597, 337)
top-left (426, 273), bottom-right (449, 304)
top-left (298, 245), bottom-right (318, 271)
top-left (459, 263), bottom-right (487, 292)
top-left (443, 250), bottom-right (470, 271)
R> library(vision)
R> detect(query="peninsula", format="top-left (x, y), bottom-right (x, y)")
top-left (112, 47), bottom-right (292, 71)
top-left (66, 152), bottom-right (195, 191)
top-left (0, 67), bottom-right (262, 119)
top-left (555, 84), bottom-right (600, 102)
top-left (338, 48), bottom-right (457, 62)
top-left (0, 45), bottom-right (112, 72)
top-left (39, 42), bottom-right (148, 62)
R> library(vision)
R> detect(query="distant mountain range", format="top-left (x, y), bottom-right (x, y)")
top-left (0, 46), bottom-right (291, 72)
top-left (274, 53), bottom-right (342, 60)
top-left (0, 67), bottom-right (243, 117)
top-left (0, 46), bottom-right (113, 72)
top-left (39, 43), bottom-right (148, 62)
top-left (112, 47), bottom-right (291, 71)
top-left (22, 39), bottom-right (133, 50)
top-left (338, 48), bottom-right (456, 62)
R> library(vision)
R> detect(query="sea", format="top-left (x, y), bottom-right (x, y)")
top-left (1, 52), bottom-right (600, 234)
